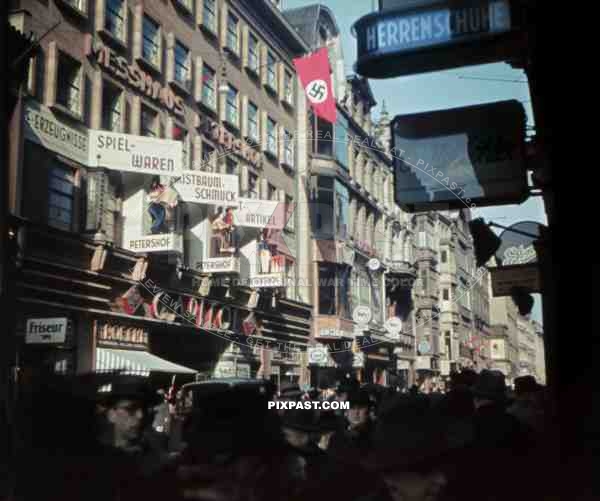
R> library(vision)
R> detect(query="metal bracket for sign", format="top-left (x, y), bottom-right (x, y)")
top-left (488, 222), bottom-right (540, 239)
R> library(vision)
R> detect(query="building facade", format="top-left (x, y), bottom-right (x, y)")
top-left (8, 0), bottom-right (314, 385)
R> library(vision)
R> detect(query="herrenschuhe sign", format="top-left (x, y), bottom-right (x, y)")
top-left (353, 0), bottom-right (522, 77)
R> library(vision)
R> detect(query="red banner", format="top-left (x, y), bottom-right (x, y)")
top-left (293, 47), bottom-right (336, 124)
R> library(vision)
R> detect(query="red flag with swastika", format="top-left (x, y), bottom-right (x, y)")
top-left (293, 47), bottom-right (337, 124)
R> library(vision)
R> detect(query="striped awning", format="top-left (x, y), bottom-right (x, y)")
top-left (96, 348), bottom-right (196, 377)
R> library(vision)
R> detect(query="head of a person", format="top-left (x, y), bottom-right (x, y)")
top-left (346, 390), bottom-right (372, 429)
top-left (471, 370), bottom-right (508, 408)
top-left (513, 375), bottom-right (541, 401)
top-left (150, 176), bottom-right (161, 189)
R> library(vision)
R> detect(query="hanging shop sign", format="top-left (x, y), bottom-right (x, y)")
top-left (86, 39), bottom-right (184, 116)
top-left (23, 100), bottom-right (89, 165)
top-left (195, 257), bottom-right (240, 274)
top-left (25, 317), bottom-right (68, 344)
top-left (416, 355), bottom-right (431, 370)
top-left (352, 352), bottom-right (365, 368)
top-left (490, 264), bottom-right (541, 296)
top-left (95, 320), bottom-right (149, 349)
top-left (495, 221), bottom-right (542, 266)
top-left (391, 100), bottom-right (528, 212)
top-left (204, 121), bottom-right (262, 168)
top-left (354, 0), bottom-right (520, 78)
top-left (418, 339), bottom-right (431, 354)
top-left (126, 234), bottom-right (183, 253)
top-left (234, 198), bottom-right (284, 229)
top-left (89, 130), bottom-right (183, 176)
top-left (174, 171), bottom-right (239, 206)
top-left (308, 346), bottom-right (329, 366)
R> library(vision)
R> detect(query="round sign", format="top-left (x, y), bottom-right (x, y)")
top-left (495, 221), bottom-right (543, 266)
top-left (308, 347), bottom-right (328, 365)
top-left (367, 258), bottom-right (381, 271)
top-left (418, 340), bottom-right (431, 354)
top-left (384, 317), bottom-right (403, 335)
top-left (305, 79), bottom-right (328, 104)
top-left (352, 306), bottom-right (372, 326)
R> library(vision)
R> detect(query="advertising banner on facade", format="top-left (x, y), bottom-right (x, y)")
top-left (174, 171), bottom-right (239, 206)
top-left (89, 130), bottom-right (182, 176)
top-left (23, 101), bottom-right (89, 165)
top-left (234, 198), bottom-right (283, 229)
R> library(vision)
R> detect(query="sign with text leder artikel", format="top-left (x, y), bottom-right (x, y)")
top-left (234, 198), bottom-right (284, 229)
top-left (174, 171), bottom-right (239, 206)
top-left (23, 100), bottom-right (89, 165)
top-left (89, 130), bottom-right (183, 176)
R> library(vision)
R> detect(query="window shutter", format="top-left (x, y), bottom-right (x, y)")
top-left (241, 25), bottom-right (249, 68)
top-left (241, 94), bottom-right (248, 138)
top-left (261, 110), bottom-right (268, 153)
top-left (260, 45), bottom-right (268, 86)
top-left (194, 55), bottom-right (203, 102)
top-left (240, 165), bottom-right (249, 195)
top-left (219, 3), bottom-right (228, 48)
top-left (46, 41), bottom-right (58, 107)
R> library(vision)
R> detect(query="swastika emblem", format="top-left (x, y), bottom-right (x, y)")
top-left (305, 79), bottom-right (328, 104)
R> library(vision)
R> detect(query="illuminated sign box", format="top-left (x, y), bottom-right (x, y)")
top-left (391, 100), bottom-right (528, 212)
top-left (354, 0), bottom-right (524, 77)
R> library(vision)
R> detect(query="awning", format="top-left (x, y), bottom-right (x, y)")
top-left (96, 348), bottom-right (196, 376)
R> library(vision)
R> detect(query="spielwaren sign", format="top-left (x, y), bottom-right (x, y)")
top-left (86, 38), bottom-right (184, 117)
top-left (174, 171), bottom-right (239, 206)
top-left (89, 130), bottom-right (183, 176)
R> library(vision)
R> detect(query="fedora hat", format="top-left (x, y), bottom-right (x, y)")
top-left (471, 370), bottom-right (507, 402)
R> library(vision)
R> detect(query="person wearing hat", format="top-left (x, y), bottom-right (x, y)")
top-left (507, 375), bottom-right (546, 434)
top-left (327, 389), bottom-right (377, 467)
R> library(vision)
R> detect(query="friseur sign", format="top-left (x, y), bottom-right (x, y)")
top-left (353, 0), bottom-right (523, 77)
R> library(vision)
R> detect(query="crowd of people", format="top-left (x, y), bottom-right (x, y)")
top-left (4, 369), bottom-right (559, 501)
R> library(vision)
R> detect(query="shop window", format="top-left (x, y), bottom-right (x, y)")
top-left (102, 79), bottom-right (123, 132)
top-left (142, 15), bottom-right (161, 67)
top-left (105, 0), bottom-right (125, 41)
top-left (56, 52), bottom-right (82, 116)
top-left (48, 163), bottom-right (75, 231)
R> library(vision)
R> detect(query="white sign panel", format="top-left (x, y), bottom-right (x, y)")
top-left (25, 318), bottom-right (68, 344)
top-left (416, 356), bottom-right (431, 370)
top-left (440, 360), bottom-right (451, 376)
top-left (89, 130), bottom-right (182, 176)
top-left (318, 328), bottom-right (350, 338)
top-left (353, 306), bottom-right (372, 326)
top-left (23, 101), bottom-right (89, 165)
top-left (174, 171), bottom-right (239, 206)
top-left (352, 352), bottom-right (365, 368)
top-left (234, 198), bottom-right (284, 229)
top-left (246, 274), bottom-right (286, 288)
top-left (213, 361), bottom-right (250, 378)
top-left (308, 346), bottom-right (329, 366)
top-left (125, 234), bottom-right (182, 253)
top-left (196, 257), bottom-right (240, 274)
top-left (396, 359), bottom-right (410, 370)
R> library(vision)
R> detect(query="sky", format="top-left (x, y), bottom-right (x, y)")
top-left (284, 0), bottom-right (545, 323)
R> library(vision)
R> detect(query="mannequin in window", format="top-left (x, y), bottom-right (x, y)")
top-left (147, 177), bottom-right (166, 234)
top-left (212, 207), bottom-right (237, 254)
top-left (258, 230), bottom-right (271, 274)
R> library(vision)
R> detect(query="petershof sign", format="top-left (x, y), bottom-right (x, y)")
top-left (23, 101), bottom-right (89, 165)
top-left (25, 317), bottom-right (69, 344)
top-left (234, 198), bottom-right (283, 229)
top-left (195, 257), bottom-right (240, 274)
top-left (247, 274), bottom-right (286, 288)
top-left (89, 130), bottom-right (183, 176)
top-left (175, 171), bottom-right (239, 206)
top-left (126, 234), bottom-right (182, 253)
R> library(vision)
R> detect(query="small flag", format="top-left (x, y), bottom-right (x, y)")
top-left (293, 47), bottom-right (336, 124)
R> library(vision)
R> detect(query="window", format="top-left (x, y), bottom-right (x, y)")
top-left (284, 70), bottom-right (293, 104)
top-left (318, 264), bottom-right (336, 315)
top-left (102, 80), bottom-right (123, 131)
top-left (226, 13), bottom-right (239, 54)
top-left (48, 163), bottom-right (74, 231)
top-left (226, 85), bottom-right (239, 126)
top-left (202, 0), bottom-right (216, 32)
top-left (309, 112), bottom-right (333, 156)
top-left (247, 172), bottom-right (259, 199)
top-left (313, 176), bottom-right (334, 237)
top-left (267, 183), bottom-right (277, 201)
top-left (141, 105), bottom-right (158, 137)
top-left (247, 101), bottom-right (259, 142)
top-left (334, 114), bottom-right (349, 169)
top-left (226, 158), bottom-right (237, 175)
top-left (105, 0), bottom-right (125, 41)
top-left (267, 117), bottom-right (277, 156)
top-left (142, 15), bottom-right (160, 66)
top-left (443, 289), bottom-right (449, 301)
top-left (285, 194), bottom-right (295, 232)
top-left (441, 250), bottom-right (448, 263)
top-left (266, 52), bottom-right (277, 90)
top-left (64, 0), bottom-right (86, 12)
top-left (285, 258), bottom-right (296, 300)
top-left (201, 142), bottom-right (216, 171)
top-left (176, 0), bottom-right (194, 13)
top-left (248, 33), bottom-right (259, 73)
top-left (335, 181), bottom-right (349, 240)
top-left (56, 53), bottom-right (82, 115)
top-left (174, 41), bottom-right (190, 87)
top-left (173, 125), bottom-right (189, 169)
top-left (201, 64), bottom-right (216, 110)
top-left (283, 130), bottom-right (294, 167)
